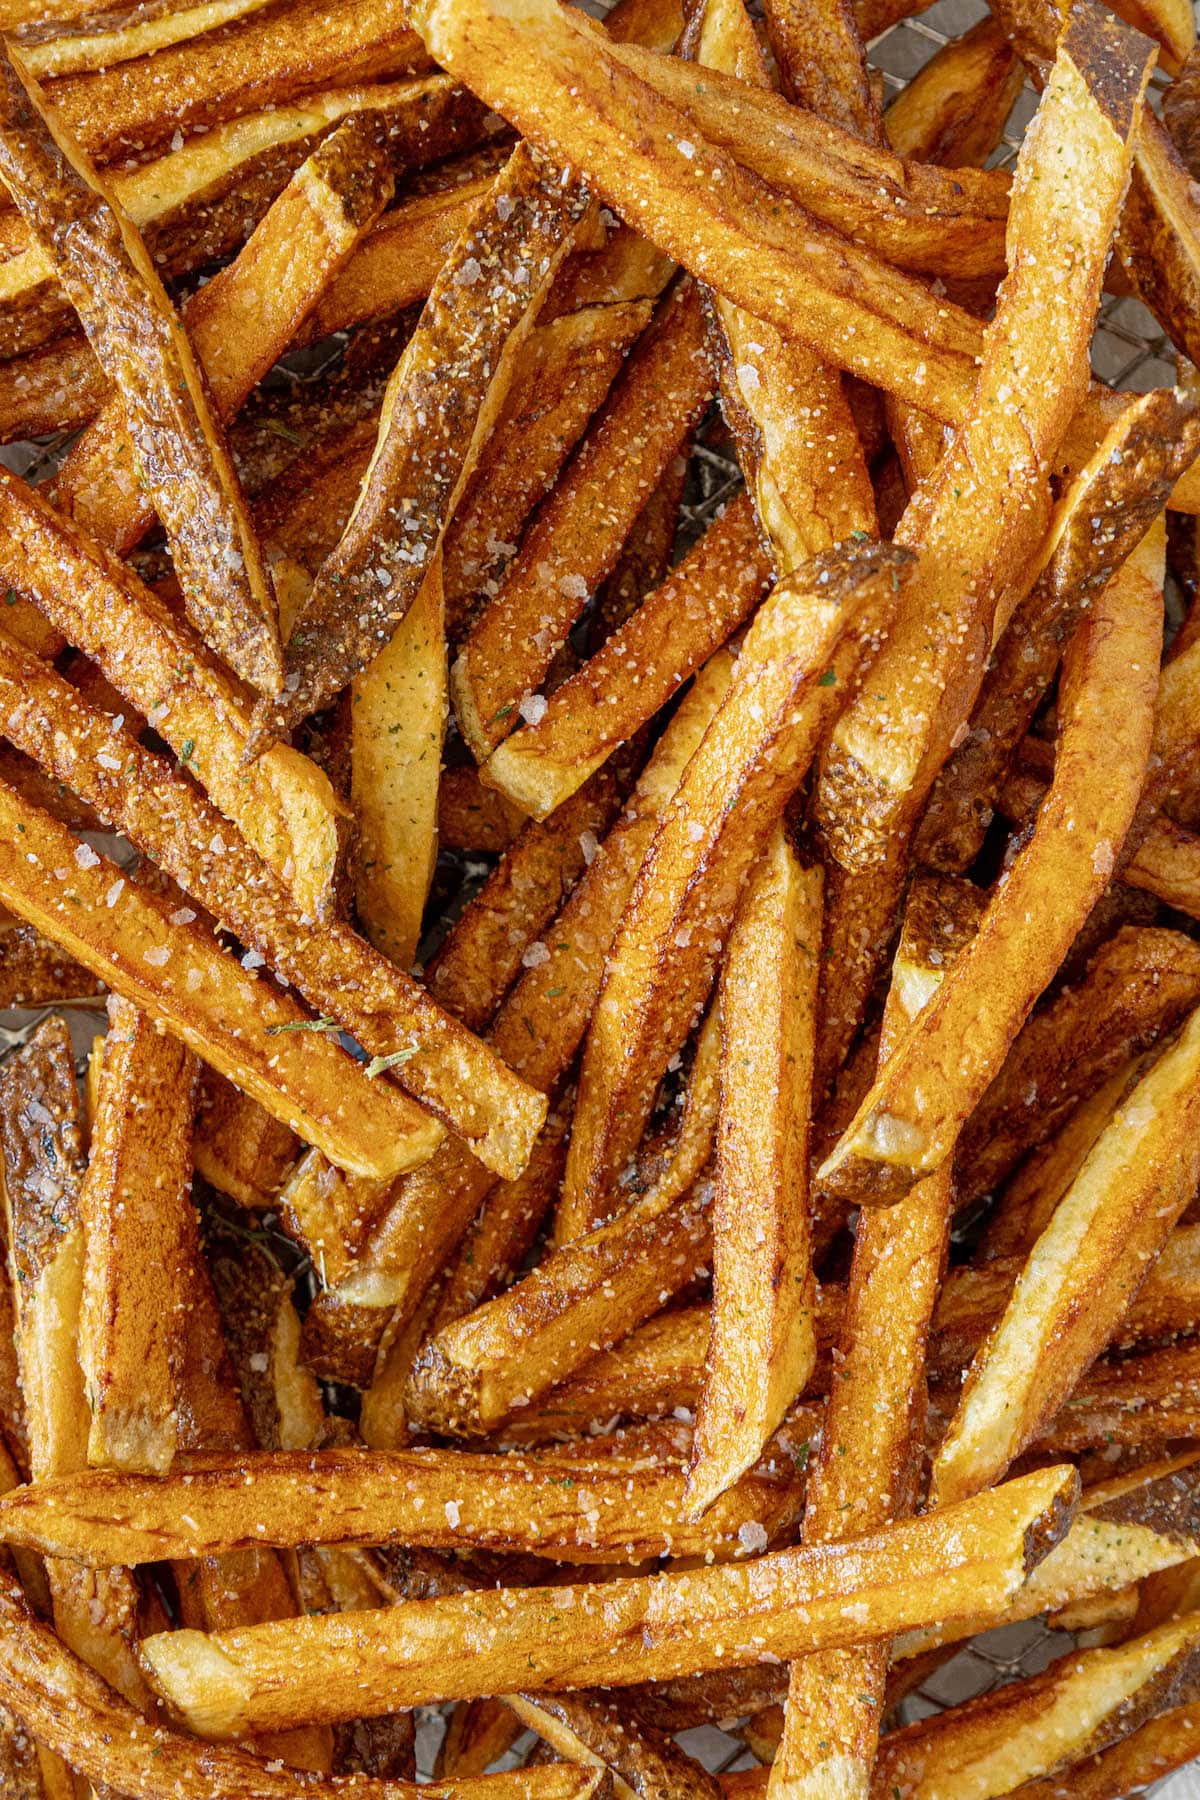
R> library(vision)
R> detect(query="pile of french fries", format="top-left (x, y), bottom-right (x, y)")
top-left (3, 0), bottom-right (1200, 1790)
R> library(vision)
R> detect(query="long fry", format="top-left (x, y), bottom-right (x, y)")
top-left (255, 143), bottom-right (590, 737)
top-left (0, 49), bottom-right (283, 696)
top-left (0, 1445), bottom-right (804, 1566)
top-left (933, 996), bottom-right (1200, 1505)
top-left (140, 1466), bottom-right (1077, 1733)
top-left (78, 996), bottom-right (199, 1474)
top-left (686, 833), bottom-right (821, 1516)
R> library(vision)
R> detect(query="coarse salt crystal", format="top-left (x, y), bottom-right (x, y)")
top-left (445, 1500), bottom-right (461, 1528)
top-left (144, 946), bottom-right (171, 967)
top-left (522, 941), bottom-right (551, 968)
top-left (519, 692), bottom-right (548, 726)
top-left (74, 843), bottom-right (100, 870)
top-left (738, 1521), bottom-right (768, 1554)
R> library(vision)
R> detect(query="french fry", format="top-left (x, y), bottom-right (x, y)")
top-left (774, 879), bottom-right (985, 1799)
top-left (0, 1019), bottom-right (157, 1716)
top-left (933, 996), bottom-right (1200, 1505)
top-left (138, 1465), bottom-right (1079, 1732)
top-left (1027, 1339), bottom-right (1200, 1456)
top-left (821, 522), bottom-right (1165, 1203)
top-left (0, 779), bottom-right (432, 1179)
top-left (563, 540), bottom-right (912, 1231)
top-left (53, 106), bottom-right (400, 567)
top-left (193, 1070), bottom-right (299, 1212)
top-left (958, 923), bottom-right (1200, 1207)
top-left (43, 0), bottom-right (432, 164)
top-left (444, 239), bottom-right (666, 636)
top-left (917, 388), bottom-right (1200, 876)
top-left (483, 493), bottom-right (770, 820)
top-left (256, 143), bottom-right (591, 738)
top-left (439, 1699), bottom-right (525, 1779)
top-left (451, 278), bottom-right (714, 759)
top-left (895, 1454), bottom-right (1200, 1659)
top-left (405, 1182), bottom-right (711, 1437)
top-left (439, 764), bottom-right (525, 853)
top-left (0, 1565), bottom-right (608, 1800)
top-left (303, 652), bottom-right (732, 1365)
top-left (685, 834), bottom-right (820, 1517)
top-left (884, 16), bottom-right (1024, 164)
top-left (0, 629), bottom-right (545, 1178)
top-left (14, 0), bottom-right (280, 80)
top-left (875, 1615), bottom-right (1200, 1798)
top-left (0, 52), bottom-right (283, 698)
top-left (77, 996), bottom-right (198, 1474)
top-left (0, 1443), bottom-right (805, 1567)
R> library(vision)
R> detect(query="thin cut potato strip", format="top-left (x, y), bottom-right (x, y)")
top-left (0, 49), bottom-right (283, 696)
top-left (13, 0), bottom-right (282, 79)
top-left (933, 997), bottom-right (1200, 1505)
top-left (77, 996), bottom-right (198, 1476)
top-left (773, 876), bottom-right (983, 1798)
top-left (686, 833), bottom-right (821, 1517)
top-left (40, 0), bottom-right (433, 164)
top-left (0, 1445), bottom-right (804, 1565)
top-left (0, 777), bottom-right (432, 1178)
top-left (138, 1466), bottom-right (1078, 1732)
top-left (0, 628), bottom-right (545, 1177)
top-left (822, 523), bottom-right (1164, 1201)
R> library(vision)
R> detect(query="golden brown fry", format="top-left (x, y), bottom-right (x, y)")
top-left (15, 0), bottom-right (278, 80)
top-left (483, 494), bottom-right (770, 820)
top-left (876, 1616), bottom-right (1200, 1798)
top-left (405, 1184), bottom-right (711, 1438)
top-left (1011, 1701), bottom-right (1200, 1800)
top-left (43, 0), bottom-right (431, 163)
top-left (439, 1699), bottom-right (525, 1779)
top-left (139, 1466), bottom-right (1078, 1733)
top-left (193, 1071), bottom-right (299, 1212)
top-left (933, 997), bottom-right (1200, 1505)
top-left (0, 1564), bottom-right (607, 1800)
top-left (0, 917), bottom-right (96, 1009)
top-left (686, 836), bottom-right (820, 1517)
top-left (0, 1444), bottom-right (804, 1566)
top-left (564, 540), bottom-right (911, 1229)
top-left (0, 783), bottom-right (430, 1179)
top-left (259, 143), bottom-right (590, 737)
top-left (884, 16), bottom-right (1023, 164)
top-left (53, 106), bottom-right (398, 570)
top-left (0, 52), bottom-right (282, 697)
top-left (822, 523), bottom-right (1165, 1203)
top-left (407, 0), bottom-right (984, 421)
top-left (0, 1020), bottom-right (156, 1717)
top-left (439, 764), bottom-right (525, 853)
top-left (918, 388), bottom-right (1200, 875)
top-left (958, 924), bottom-right (1200, 1208)
top-left (77, 997), bottom-right (198, 1474)
top-left (0, 630), bottom-right (544, 1178)
top-left (1028, 1339), bottom-right (1200, 1456)
top-left (429, 771), bottom-right (628, 1032)
top-left (452, 278), bottom-right (714, 759)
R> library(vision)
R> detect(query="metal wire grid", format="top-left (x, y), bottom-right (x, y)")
top-left (0, 0), bottom-right (1193, 1790)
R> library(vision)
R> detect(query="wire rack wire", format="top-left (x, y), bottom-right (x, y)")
top-left (0, 0), bottom-right (1195, 1791)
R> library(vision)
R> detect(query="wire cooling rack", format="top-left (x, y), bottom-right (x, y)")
top-left (0, 0), bottom-right (1196, 1791)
